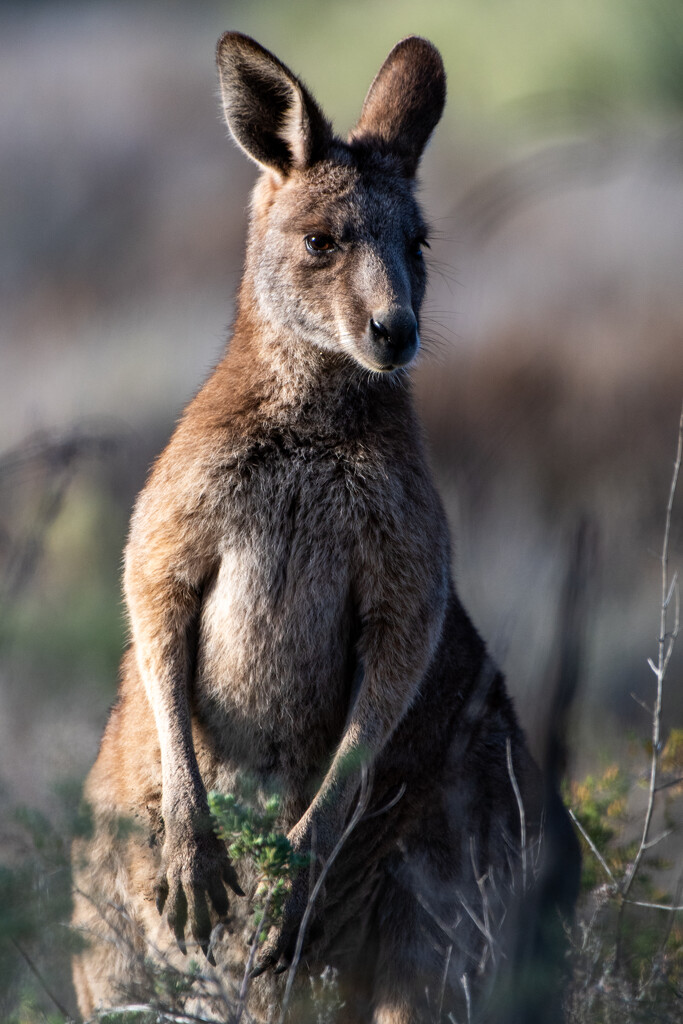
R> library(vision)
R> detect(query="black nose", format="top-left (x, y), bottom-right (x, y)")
top-left (369, 311), bottom-right (419, 368)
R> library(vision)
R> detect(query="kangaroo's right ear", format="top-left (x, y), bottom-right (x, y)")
top-left (216, 32), bottom-right (332, 177)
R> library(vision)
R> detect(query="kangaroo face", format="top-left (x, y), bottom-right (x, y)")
top-left (246, 156), bottom-right (428, 372)
top-left (217, 33), bottom-right (446, 374)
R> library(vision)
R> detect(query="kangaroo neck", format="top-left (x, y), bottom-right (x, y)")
top-left (223, 279), bottom-right (414, 436)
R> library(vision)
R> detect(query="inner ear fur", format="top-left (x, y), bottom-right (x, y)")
top-left (350, 36), bottom-right (446, 177)
top-left (216, 32), bottom-right (332, 176)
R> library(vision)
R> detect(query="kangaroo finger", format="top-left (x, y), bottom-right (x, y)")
top-left (167, 882), bottom-right (188, 955)
top-left (223, 861), bottom-right (245, 897)
top-left (207, 875), bottom-right (229, 919)
top-left (154, 873), bottom-right (169, 916)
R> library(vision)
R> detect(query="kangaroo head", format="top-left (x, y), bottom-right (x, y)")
top-left (217, 33), bottom-right (445, 374)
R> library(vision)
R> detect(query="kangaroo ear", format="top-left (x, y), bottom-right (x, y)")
top-left (216, 32), bottom-right (332, 176)
top-left (351, 37), bottom-right (446, 177)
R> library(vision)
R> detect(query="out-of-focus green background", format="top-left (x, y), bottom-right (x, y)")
top-left (1, 0), bottom-right (682, 1011)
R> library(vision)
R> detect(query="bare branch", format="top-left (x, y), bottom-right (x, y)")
top-left (361, 781), bottom-right (406, 821)
top-left (664, 573), bottom-right (678, 611)
top-left (470, 837), bottom-right (496, 969)
top-left (278, 765), bottom-right (373, 1024)
top-left (455, 889), bottom-right (497, 952)
top-left (460, 972), bottom-right (472, 1024)
top-left (624, 899), bottom-right (683, 913)
top-left (96, 1006), bottom-right (223, 1024)
top-left (235, 889), bottom-right (275, 1024)
top-left (655, 776), bottom-right (683, 793)
top-left (506, 737), bottom-right (527, 892)
top-left (12, 940), bottom-right (75, 1021)
top-left (437, 944), bottom-right (453, 1022)
top-left (568, 808), bottom-right (616, 885)
top-left (616, 404), bottom-right (683, 966)
top-left (642, 829), bottom-right (673, 851)
top-left (630, 692), bottom-right (652, 715)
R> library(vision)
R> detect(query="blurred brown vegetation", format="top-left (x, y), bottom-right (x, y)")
top-left (1, 0), bottom-right (682, 1018)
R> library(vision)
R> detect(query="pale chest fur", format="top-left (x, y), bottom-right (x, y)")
top-left (190, 430), bottom-right (438, 786)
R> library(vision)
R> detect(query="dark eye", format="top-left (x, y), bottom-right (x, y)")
top-left (305, 234), bottom-right (336, 254)
top-left (410, 237), bottom-right (429, 258)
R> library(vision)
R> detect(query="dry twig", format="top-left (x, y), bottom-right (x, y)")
top-left (277, 765), bottom-right (373, 1024)
top-left (616, 405), bottom-right (683, 965)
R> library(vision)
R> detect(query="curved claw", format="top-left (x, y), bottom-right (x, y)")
top-left (223, 861), bottom-right (245, 898)
top-left (200, 941), bottom-right (216, 966)
top-left (154, 875), bottom-right (169, 916)
top-left (155, 831), bottom-right (243, 952)
top-left (167, 882), bottom-right (189, 955)
top-left (251, 936), bottom-right (281, 977)
top-left (207, 876), bottom-right (230, 919)
top-left (250, 920), bottom-right (300, 978)
top-left (250, 957), bottom-right (273, 979)
top-left (189, 887), bottom-right (212, 951)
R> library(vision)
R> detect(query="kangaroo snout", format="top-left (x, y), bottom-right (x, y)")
top-left (368, 308), bottom-right (419, 370)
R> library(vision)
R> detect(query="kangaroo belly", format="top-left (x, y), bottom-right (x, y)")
top-left (192, 501), bottom-right (356, 786)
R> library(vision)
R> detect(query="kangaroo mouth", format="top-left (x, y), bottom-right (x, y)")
top-left (355, 336), bottom-right (420, 373)
top-left (336, 318), bottom-right (420, 373)
top-left (344, 346), bottom-right (419, 374)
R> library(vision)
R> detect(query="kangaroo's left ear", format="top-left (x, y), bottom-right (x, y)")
top-left (350, 37), bottom-right (446, 177)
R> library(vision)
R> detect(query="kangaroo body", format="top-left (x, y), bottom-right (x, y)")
top-left (72, 34), bottom-right (577, 1023)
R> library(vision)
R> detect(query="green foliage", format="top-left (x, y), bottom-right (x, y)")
top-left (209, 791), bottom-right (310, 938)
top-left (0, 786), bottom-right (85, 1024)
top-left (569, 763), bottom-right (629, 889)
top-left (149, 958), bottom-right (202, 1002)
top-left (662, 729), bottom-right (683, 776)
top-left (567, 743), bottom-right (683, 1022)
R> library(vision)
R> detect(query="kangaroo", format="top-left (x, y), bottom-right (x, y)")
top-left (72, 33), bottom-right (578, 1023)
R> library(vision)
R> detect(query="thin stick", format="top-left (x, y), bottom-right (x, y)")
top-left (361, 781), bottom-right (406, 820)
top-left (12, 940), bottom-right (74, 1021)
top-left (411, 888), bottom-right (472, 963)
top-left (460, 972), bottom-right (472, 1024)
top-left (235, 889), bottom-right (274, 1024)
top-left (469, 837), bottom-right (496, 970)
top-left (506, 737), bottom-right (527, 892)
top-left (656, 873), bottom-right (683, 961)
top-left (630, 692), bottom-right (652, 715)
top-left (641, 829), bottom-right (673, 851)
top-left (655, 776), bottom-right (683, 792)
top-left (436, 944), bottom-right (453, 1022)
top-left (568, 809), bottom-right (615, 885)
top-left (455, 889), bottom-right (497, 951)
top-left (617, 405), bottom-right (683, 964)
top-left (277, 765), bottom-right (373, 1024)
top-left (624, 899), bottom-right (683, 913)
top-left (72, 884), bottom-right (229, 1017)
top-left (99, 1007), bottom-right (221, 1024)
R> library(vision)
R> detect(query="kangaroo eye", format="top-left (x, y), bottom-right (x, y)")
top-left (410, 237), bottom-right (429, 258)
top-left (305, 234), bottom-right (336, 254)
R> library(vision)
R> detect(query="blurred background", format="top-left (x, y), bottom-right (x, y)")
top-left (1, 0), bottom-right (682, 1012)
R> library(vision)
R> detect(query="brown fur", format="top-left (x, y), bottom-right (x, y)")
top-left (72, 34), bottom-right (577, 1023)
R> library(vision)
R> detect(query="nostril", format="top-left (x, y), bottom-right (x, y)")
top-left (370, 318), bottom-right (390, 341)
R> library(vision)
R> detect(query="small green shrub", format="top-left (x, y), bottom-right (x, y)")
top-left (209, 791), bottom-right (310, 939)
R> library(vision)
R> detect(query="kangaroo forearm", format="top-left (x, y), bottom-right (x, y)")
top-left (296, 663), bottom-right (434, 858)
top-left (134, 649), bottom-right (207, 818)
top-left (126, 554), bottom-right (208, 826)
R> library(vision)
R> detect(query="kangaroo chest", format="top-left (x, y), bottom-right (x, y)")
top-left (193, 440), bottom-right (387, 775)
